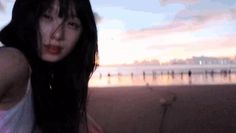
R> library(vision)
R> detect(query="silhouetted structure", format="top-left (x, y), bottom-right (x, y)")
top-left (188, 70), bottom-right (192, 77)
top-left (143, 71), bottom-right (146, 81)
top-left (180, 72), bottom-right (183, 80)
top-left (171, 70), bottom-right (175, 79)
top-left (131, 72), bottom-right (134, 79)
top-left (152, 70), bottom-right (157, 80)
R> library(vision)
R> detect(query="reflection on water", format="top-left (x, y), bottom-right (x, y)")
top-left (89, 65), bottom-right (236, 87)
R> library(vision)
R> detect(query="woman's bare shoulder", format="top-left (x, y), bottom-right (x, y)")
top-left (0, 47), bottom-right (26, 58)
top-left (0, 47), bottom-right (30, 109)
top-left (0, 47), bottom-right (29, 73)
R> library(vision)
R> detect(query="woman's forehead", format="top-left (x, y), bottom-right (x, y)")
top-left (46, 0), bottom-right (77, 18)
top-left (46, 1), bottom-right (59, 13)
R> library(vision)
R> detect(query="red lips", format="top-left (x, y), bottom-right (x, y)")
top-left (44, 45), bottom-right (62, 55)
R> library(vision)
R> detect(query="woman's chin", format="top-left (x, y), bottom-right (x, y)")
top-left (40, 55), bottom-right (62, 63)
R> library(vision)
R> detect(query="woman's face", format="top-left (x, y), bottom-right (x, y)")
top-left (38, 0), bottom-right (82, 62)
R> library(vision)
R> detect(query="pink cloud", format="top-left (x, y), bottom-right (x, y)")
top-left (174, 7), bottom-right (236, 23)
top-left (122, 20), bottom-right (205, 41)
top-left (122, 6), bottom-right (236, 42)
top-left (160, 0), bottom-right (198, 5)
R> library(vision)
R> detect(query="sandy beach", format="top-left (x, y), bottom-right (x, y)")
top-left (87, 84), bottom-right (236, 133)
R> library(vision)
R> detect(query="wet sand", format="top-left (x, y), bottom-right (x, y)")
top-left (87, 84), bottom-right (236, 133)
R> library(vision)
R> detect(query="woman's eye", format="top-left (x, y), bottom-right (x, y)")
top-left (41, 14), bottom-right (53, 21)
top-left (67, 21), bottom-right (81, 29)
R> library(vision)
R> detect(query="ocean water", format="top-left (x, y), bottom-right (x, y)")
top-left (89, 64), bottom-right (236, 87)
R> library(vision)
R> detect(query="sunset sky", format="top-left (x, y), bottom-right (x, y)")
top-left (1, 0), bottom-right (236, 65)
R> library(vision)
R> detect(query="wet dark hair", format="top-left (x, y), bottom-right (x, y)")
top-left (0, 0), bottom-right (98, 132)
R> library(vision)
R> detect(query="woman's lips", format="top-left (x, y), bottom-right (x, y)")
top-left (44, 45), bottom-right (62, 55)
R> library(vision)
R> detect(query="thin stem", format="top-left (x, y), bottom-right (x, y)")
top-left (159, 105), bottom-right (168, 133)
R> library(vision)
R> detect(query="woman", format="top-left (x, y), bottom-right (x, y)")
top-left (0, 0), bottom-right (100, 132)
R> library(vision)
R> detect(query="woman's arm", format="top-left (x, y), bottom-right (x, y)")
top-left (0, 47), bottom-right (30, 110)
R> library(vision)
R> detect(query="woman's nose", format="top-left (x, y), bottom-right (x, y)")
top-left (51, 23), bottom-right (65, 41)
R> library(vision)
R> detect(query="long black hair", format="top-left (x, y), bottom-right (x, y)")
top-left (0, 0), bottom-right (98, 132)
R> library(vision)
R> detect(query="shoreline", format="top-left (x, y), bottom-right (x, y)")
top-left (89, 83), bottom-right (236, 89)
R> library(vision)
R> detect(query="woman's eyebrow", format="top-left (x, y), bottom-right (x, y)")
top-left (68, 11), bottom-right (77, 18)
top-left (69, 15), bottom-right (79, 20)
top-left (44, 6), bottom-right (54, 14)
top-left (65, 5), bottom-right (77, 17)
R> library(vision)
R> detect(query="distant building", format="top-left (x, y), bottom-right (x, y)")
top-left (190, 56), bottom-right (234, 65)
top-left (131, 56), bottom-right (236, 66)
